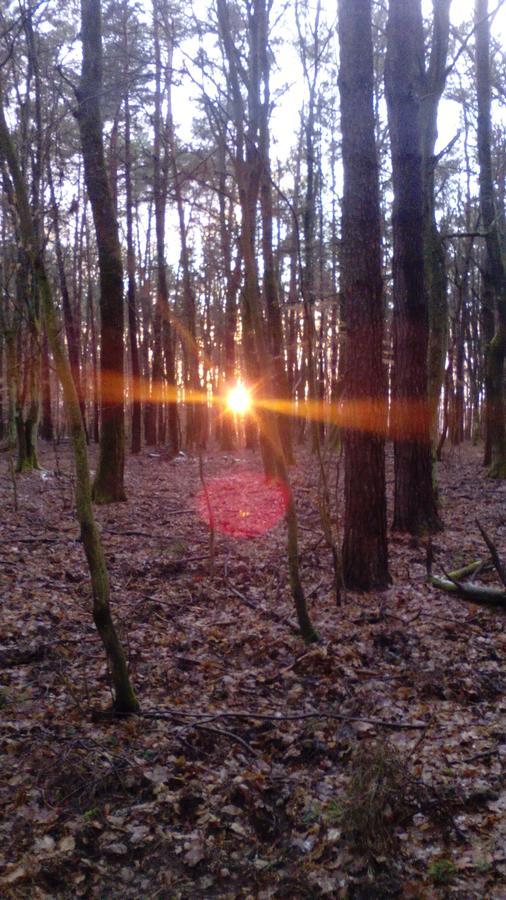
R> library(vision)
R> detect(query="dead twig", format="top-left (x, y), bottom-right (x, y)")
top-left (141, 706), bottom-right (428, 731)
top-left (193, 722), bottom-right (257, 756)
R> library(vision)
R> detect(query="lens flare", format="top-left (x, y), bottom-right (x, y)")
top-left (226, 383), bottom-right (252, 416)
top-left (197, 471), bottom-right (288, 538)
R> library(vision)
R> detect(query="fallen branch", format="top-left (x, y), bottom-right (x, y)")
top-left (430, 525), bottom-right (506, 608)
top-left (0, 535), bottom-right (77, 544)
top-left (141, 706), bottom-right (428, 730)
top-left (430, 575), bottom-right (506, 607)
top-left (446, 559), bottom-right (488, 580)
top-left (193, 722), bottom-right (257, 756)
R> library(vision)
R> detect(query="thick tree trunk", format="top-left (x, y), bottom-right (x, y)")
top-left (338, 0), bottom-right (390, 590)
top-left (385, 0), bottom-right (442, 534)
top-left (75, 0), bottom-right (126, 502)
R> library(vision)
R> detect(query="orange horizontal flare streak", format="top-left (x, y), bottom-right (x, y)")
top-left (91, 369), bottom-right (430, 442)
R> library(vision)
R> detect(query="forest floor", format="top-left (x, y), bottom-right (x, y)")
top-left (0, 440), bottom-right (505, 899)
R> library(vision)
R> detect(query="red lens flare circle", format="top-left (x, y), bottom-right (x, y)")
top-left (197, 471), bottom-right (289, 538)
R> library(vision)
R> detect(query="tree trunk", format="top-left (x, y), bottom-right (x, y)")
top-left (75, 0), bottom-right (126, 503)
top-left (152, 0), bottom-right (179, 453)
top-left (0, 96), bottom-right (138, 714)
top-left (123, 71), bottom-right (142, 454)
top-left (338, 0), bottom-right (390, 590)
top-left (421, 0), bottom-right (451, 446)
top-left (217, 0), bottom-right (318, 642)
top-left (475, 0), bottom-right (506, 477)
top-left (15, 248), bottom-right (40, 472)
top-left (47, 159), bottom-right (87, 436)
top-left (385, 0), bottom-right (442, 534)
top-left (258, 47), bottom-right (294, 465)
top-left (217, 138), bottom-right (239, 450)
top-left (40, 331), bottom-right (53, 441)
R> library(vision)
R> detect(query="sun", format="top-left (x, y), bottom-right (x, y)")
top-left (226, 383), bottom-right (252, 416)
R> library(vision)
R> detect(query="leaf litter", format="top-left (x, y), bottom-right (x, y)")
top-left (0, 442), bottom-right (505, 898)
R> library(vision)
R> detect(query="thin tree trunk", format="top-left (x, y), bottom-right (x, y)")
top-left (475, 0), bottom-right (506, 477)
top-left (152, 0), bottom-right (178, 453)
top-left (0, 95), bottom-right (138, 714)
top-left (40, 331), bottom-right (53, 440)
top-left (47, 159), bottom-right (87, 435)
top-left (421, 0), bottom-right (451, 445)
top-left (217, 138), bottom-right (239, 450)
top-left (123, 70), bottom-right (142, 454)
top-left (217, 0), bottom-right (318, 642)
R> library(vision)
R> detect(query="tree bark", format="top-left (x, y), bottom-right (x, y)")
top-left (475, 0), bottom-right (506, 477)
top-left (75, 0), bottom-right (126, 502)
top-left (217, 136), bottom-right (239, 451)
top-left (385, 0), bottom-right (442, 534)
top-left (122, 11), bottom-right (142, 456)
top-left (338, 0), bottom-right (390, 590)
top-left (152, 0), bottom-right (179, 453)
top-left (40, 331), bottom-right (53, 441)
top-left (421, 0), bottom-right (452, 446)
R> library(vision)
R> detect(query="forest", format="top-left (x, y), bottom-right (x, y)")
top-left (0, 0), bottom-right (505, 896)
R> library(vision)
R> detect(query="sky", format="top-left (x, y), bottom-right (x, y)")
top-left (174, 0), bottom-right (505, 168)
top-left (162, 0), bottom-right (506, 272)
top-left (270, 0), bottom-right (506, 159)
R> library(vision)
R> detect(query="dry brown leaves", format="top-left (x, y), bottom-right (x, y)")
top-left (0, 442), bottom-right (505, 898)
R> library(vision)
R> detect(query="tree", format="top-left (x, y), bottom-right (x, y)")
top-left (338, 0), bottom-right (389, 589)
top-left (121, 0), bottom-right (142, 455)
top-left (217, 0), bottom-right (318, 642)
top-left (295, 0), bottom-right (333, 452)
top-left (150, 0), bottom-right (179, 453)
top-left (75, 0), bottom-right (126, 502)
top-left (385, 0), bottom-right (442, 534)
top-left (421, 0), bottom-right (452, 445)
top-left (0, 95), bottom-right (138, 714)
top-left (475, 0), bottom-right (506, 477)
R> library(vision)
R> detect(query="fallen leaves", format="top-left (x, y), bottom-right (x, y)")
top-left (0, 444), bottom-right (505, 897)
